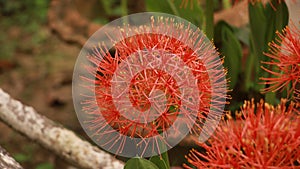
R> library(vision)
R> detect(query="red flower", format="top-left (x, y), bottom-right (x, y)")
top-left (80, 16), bottom-right (227, 156)
top-left (261, 25), bottom-right (300, 101)
top-left (184, 99), bottom-right (300, 169)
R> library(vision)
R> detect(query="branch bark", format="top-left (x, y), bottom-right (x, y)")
top-left (0, 88), bottom-right (124, 169)
top-left (0, 145), bottom-right (23, 169)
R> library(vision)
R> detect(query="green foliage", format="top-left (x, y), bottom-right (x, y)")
top-left (204, 0), bottom-right (214, 39)
top-left (124, 158), bottom-right (159, 169)
top-left (100, 0), bottom-right (123, 16)
top-left (0, 0), bottom-right (50, 60)
top-left (145, 0), bottom-right (204, 27)
top-left (0, 0), bottom-right (49, 25)
top-left (215, 21), bottom-right (243, 89)
top-left (35, 163), bottom-right (54, 169)
top-left (149, 156), bottom-right (169, 169)
top-left (12, 144), bottom-right (36, 164)
top-left (124, 141), bottom-right (170, 169)
top-left (150, 151), bottom-right (170, 169)
top-left (247, 0), bottom-right (288, 103)
top-left (14, 153), bottom-right (31, 163)
top-left (235, 26), bottom-right (250, 46)
top-left (0, 33), bottom-right (16, 60)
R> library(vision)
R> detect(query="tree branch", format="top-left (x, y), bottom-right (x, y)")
top-left (0, 145), bottom-right (23, 169)
top-left (0, 88), bottom-right (124, 169)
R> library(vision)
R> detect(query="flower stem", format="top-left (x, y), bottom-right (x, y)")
top-left (167, 0), bottom-right (180, 16)
top-left (121, 0), bottom-right (128, 16)
top-left (265, 60), bottom-right (276, 104)
top-left (245, 52), bottom-right (254, 91)
top-left (121, 0), bottom-right (128, 24)
top-left (205, 0), bottom-right (214, 40)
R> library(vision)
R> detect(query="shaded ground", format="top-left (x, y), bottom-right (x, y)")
top-left (0, 23), bottom-right (84, 168)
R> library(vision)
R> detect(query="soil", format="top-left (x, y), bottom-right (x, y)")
top-left (0, 24), bottom-right (85, 168)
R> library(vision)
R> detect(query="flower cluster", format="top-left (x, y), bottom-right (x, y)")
top-left (261, 25), bottom-right (300, 101)
top-left (184, 99), bottom-right (300, 168)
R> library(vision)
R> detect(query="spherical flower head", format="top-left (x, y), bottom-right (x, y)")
top-left (184, 99), bottom-right (300, 168)
top-left (261, 25), bottom-right (300, 101)
top-left (73, 13), bottom-right (228, 157)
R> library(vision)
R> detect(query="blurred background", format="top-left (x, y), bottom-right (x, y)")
top-left (0, 0), bottom-right (296, 168)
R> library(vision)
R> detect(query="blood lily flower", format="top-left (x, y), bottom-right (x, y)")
top-left (261, 25), bottom-right (300, 101)
top-left (75, 15), bottom-right (227, 157)
top-left (184, 99), bottom-right (300, 168)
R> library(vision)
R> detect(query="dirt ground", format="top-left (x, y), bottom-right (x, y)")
top-left (0, 23), bottom-right (86, 168)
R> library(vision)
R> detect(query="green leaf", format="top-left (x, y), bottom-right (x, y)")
top-left (150, 151), bottom-right (170, 169)
top-left (124, 158), bottom-right (159, 169)
top-left (247, 1), bottom-right (288, 95)
top-left (249, 3), bottom-right (266, 53)
top-left (150, 156), bottom-right (169, 169)
top-left (215, 21), bottom-right (242, 89)
top-left (249, 2), bottom-right (266, 74)
top-left (247, 0), bottom-right (288, 102)
top-left (264, 0), bottom-right (289, 48)
top-left (235, 26), bottom-right (250, 46)
top-left (264, 1), bottom-right (288, 103)
top-left (222, 27), bottom-right (242, 89)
